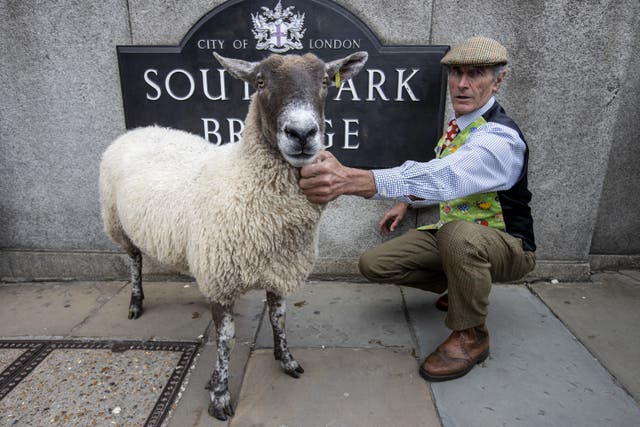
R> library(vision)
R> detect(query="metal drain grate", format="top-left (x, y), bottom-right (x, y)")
top-left (0, 339), bottom-right (199, 427)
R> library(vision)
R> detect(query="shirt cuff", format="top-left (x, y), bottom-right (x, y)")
top-left (372, 168), bottom-right (409, 199)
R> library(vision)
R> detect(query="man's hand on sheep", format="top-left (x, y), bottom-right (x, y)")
top-left (299, 151), bottom-right (377, 203)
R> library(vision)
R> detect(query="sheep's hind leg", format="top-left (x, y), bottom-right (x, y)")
top-left (128, 248), bottom-right (144, 319)
top-left (267, 291), bottom-right (304, 378)
top-left (206, 301), bottom-right (235, 420)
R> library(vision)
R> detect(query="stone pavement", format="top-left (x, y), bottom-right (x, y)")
top-left (0, 271), bottom-right (639, 426)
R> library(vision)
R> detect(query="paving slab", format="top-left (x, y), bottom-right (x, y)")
top-left (256, 281), bottom-right (413, 349)
top-left (166, 341), bottom-right (252, 427)
top-left (403, 285), bottom-right (640, 427)
top-left (71, 281), bottom-right (210, 340)
top-left (620, 269), bottom-right (640, 282)
top-left (167, 290), bottom-right (265, 427)
top-left (231, 347), bottom-right (440, 427)
top-left (398, 287), bottom-right (449, 356)
top-left (0, 281), bottom-right (125, 337)
top-left (531, 272), bottom-right (640, 401)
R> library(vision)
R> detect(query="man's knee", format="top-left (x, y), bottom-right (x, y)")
top-left (359, 245), bottom-right (405, 283)
top-left (358, 248), bottom-right (384, 281)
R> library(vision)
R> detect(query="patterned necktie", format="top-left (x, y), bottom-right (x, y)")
top-left (441, 119), bottom-right (459, 154)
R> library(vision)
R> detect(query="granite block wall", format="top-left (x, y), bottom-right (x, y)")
top-left (1, 0), bottom-right (638, 281)
top-left (1, 0), bottom-right (130, 252)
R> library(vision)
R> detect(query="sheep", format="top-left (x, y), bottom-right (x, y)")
top-left (99, 50), bottom-right (368, 420)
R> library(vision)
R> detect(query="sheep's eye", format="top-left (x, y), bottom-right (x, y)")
top-left (322, 76), bottom-right (329, 86)
top-left (257, 77), bottom-right (265, 89)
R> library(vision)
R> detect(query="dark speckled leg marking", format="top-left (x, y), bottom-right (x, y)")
top-left (206, 301), bottom-right (235, 421)
top-left (267, 291), bottom-right (304, 378)
top-left (128, 248), bottom-right (144, 319)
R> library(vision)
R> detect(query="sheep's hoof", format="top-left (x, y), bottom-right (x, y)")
top-left (128, 296), bottom-right (144, 319)
top-left (282, 360), bottom-right (305, 378)
top-left (208, 394), bottom-right (234, 421)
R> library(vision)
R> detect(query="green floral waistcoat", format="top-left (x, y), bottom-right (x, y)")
top-left (417, 116), bottom-right (506, 231)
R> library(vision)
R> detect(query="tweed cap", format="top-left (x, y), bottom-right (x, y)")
top-left (440, 36), bottom-right (508, 66)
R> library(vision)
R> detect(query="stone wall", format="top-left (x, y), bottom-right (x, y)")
top-left (1, 0), bottom-right (638, 281)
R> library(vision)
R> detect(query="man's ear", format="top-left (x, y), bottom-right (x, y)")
top-left (325, 51), bottom-right (368, 86)
top-left (213, 52), bottom-right (259, 82)
top-left (493, 69), bottom-right (507, 92)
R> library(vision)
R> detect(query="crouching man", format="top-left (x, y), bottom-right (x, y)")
top-left (299, 36), bottom-right (536, 381)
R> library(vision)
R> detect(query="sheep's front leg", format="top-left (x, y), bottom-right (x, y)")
top-left (206, 301), bottom-right (235, 421)
top-left (128, 248), bottom-right (144, 319)
top-left (266, 291), bottom-right (304, 378)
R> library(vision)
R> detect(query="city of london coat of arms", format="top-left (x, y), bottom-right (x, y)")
top-left (251, 1), bottom-right (306, 53)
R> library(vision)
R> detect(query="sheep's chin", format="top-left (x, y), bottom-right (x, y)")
top-left (281, 151), bottom-right (319, 168)
top-left (277, 135), bottom-right (322, 167)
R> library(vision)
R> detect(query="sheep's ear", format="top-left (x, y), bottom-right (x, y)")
top-left (325, 51), bottom-right (368, 87)
top-left (213, 52), bottom-right (259, 82)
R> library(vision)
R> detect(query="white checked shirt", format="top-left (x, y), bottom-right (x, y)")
top-left (372, 97), bottom-right (526, 207)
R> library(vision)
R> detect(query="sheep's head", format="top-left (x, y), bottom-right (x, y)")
top-left (214, 51), bottom-right (368, 167)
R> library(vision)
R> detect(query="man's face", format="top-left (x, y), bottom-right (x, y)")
top-left (448, 65), bottom-right (505, 116)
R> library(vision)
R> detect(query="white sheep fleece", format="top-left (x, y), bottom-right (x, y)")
top-left (100, 99), bottom-right (323, 305)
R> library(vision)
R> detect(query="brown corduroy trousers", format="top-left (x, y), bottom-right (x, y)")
top-left (359, 220), bottom-right (536, 330)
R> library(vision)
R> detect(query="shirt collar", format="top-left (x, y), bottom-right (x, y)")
top-left (453, 97), bottom-right (496, 131)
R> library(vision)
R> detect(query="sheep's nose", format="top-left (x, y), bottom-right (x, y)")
top-left (285, 124), bottom-right (318, 146)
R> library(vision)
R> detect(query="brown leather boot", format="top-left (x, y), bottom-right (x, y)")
top-left (419, 325), bottom-right (489, 382)
top-left (435, 293), bottom-right (448, 312)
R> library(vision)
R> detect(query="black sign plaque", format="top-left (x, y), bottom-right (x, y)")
top-left (117, 0), bottom-right (448, 168)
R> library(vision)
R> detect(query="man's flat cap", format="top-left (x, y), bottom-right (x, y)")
top-left (440, 36), bottom-right (508, 66)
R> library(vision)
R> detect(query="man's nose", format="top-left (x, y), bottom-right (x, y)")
top-left (456, 73), bottom-right (470, 88)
